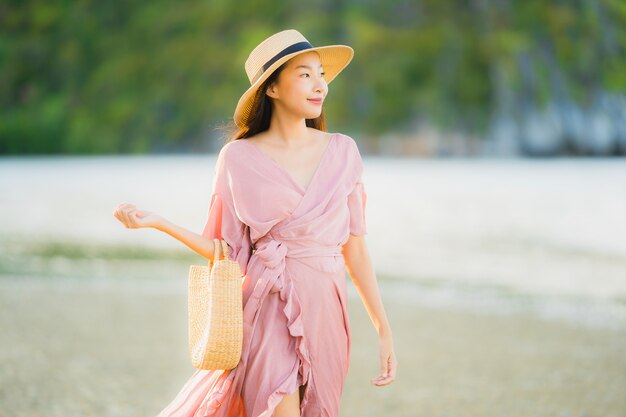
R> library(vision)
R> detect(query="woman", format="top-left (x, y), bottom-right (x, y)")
top-left (113, 29), bottom-right (397, 417)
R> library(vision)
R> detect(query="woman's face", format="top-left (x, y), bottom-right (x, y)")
top-left (266, 51), bottom-right (328, 121)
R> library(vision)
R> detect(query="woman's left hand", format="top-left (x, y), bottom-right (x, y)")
top-left (371, 332), bottom-right (397, 386)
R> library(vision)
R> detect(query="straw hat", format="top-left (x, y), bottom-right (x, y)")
top-left (233, 29), bottom-right (354, 128)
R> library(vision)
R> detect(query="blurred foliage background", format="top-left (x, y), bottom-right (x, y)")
top-left (1, 0), bottom-right (625, 156)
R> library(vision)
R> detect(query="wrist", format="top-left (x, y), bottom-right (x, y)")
top-left (153, 215), bottom-right (168, 231)
top-left (377, 323), bottom-right (392, 338)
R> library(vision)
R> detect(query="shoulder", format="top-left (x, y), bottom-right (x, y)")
top-left (333, 131), bottom-right (360, 150)
top-left (214, 139), bottom-right (250, 174)
top-left (219, 138), bottom-right (255, 159)
top-left (332, 132), bottom-right (364, 178)
top-left (333, 132), bottom-right (363, 162)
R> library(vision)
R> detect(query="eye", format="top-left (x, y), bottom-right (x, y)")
top-left (300, 72), bottom-right (326, 78)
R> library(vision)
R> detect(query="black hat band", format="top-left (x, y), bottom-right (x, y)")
top-left (252, 41), bottom-right (314, 84)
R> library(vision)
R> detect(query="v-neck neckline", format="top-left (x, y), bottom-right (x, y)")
top-left (241, 132), bottom-right (337, 194)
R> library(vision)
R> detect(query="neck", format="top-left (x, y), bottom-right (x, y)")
top-left (266, 109), bottom-right (311, 147)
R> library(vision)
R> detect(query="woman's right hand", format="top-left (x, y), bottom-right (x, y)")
top-left (113, 202), bottom-right (162, 229)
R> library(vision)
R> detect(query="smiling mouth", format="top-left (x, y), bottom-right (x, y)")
top-left (307, 98), bottom-right (323, 104)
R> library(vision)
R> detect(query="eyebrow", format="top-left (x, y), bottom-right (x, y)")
top-left (294, 64), bottom-right (324, 70)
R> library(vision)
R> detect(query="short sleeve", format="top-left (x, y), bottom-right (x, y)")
top-left (201, 145), bottom-right (252, 275)
top-left (346, 136), bottom-right (368, 236)
top-left (347, 176), bottom-right (368, 236)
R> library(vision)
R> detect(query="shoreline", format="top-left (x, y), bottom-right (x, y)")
top-left (3, 268), bottom-right (625, 332)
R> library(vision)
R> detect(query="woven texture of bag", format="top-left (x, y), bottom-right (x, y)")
top-left (188, 238), bottom-right (243, 370)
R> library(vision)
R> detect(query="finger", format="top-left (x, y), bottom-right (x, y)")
top-left (120, 208), bottom-right (133, 228)
top-left (373, 371), bottom-right (393, 381)
top-left (133, 210), bottom-right (148, 224)
top-left (117, 203), bottom-right (129, 211)
top-left (389, 364), bottom-right (397, 380)
top-left (375, 360), bottom-right (395, 382)
top-left (374, 357), bottom-right (392, 380)
top-left (117, 208), bottom-right (128, 227)
top-left (390, 358), bottom-right (398, 379)
top-left (379, 354), bottom-right (389, 377)
top-left (127, 209), bottom-right (140, 227)
top-left (372, 375), bottom-right (394, 385)
top-left (371, 372), bottom-right (389, 382)
top-left (120, 203), bottom-right (136, 215)
top-left (371, 378), bottom-right (393, 386)
top-left (372, 378), bottom-right (392, 385)
top-left (372, 379), bottom-right (392, 387)
top-left (113, 205), bottom-right (130, 226)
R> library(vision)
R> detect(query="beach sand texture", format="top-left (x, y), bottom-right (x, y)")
top-left (1, 273), bottom-right (624, 417)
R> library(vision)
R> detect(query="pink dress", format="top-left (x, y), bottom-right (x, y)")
top-left (157, 132), bottom-right (368, 417)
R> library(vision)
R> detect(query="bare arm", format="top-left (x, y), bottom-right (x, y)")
top-left (155, 217), bottom-right (215, 260)
top-left (113, 202), bottom-right (215, 260)
top-left (342, 234), bottom-right (397, 386)
top-left (342, 234), bottom-right (391, 335)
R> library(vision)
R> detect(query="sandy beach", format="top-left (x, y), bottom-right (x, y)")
top-left (1, 265), bottom-right (624, 417)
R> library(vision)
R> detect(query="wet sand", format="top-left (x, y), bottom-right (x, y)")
top-left (1, 273), bottom-right (625, 417)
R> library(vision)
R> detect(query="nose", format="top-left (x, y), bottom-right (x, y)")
top-left (315, 76), bottom-right (328, 95)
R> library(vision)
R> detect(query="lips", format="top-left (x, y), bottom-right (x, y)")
top-left (307, 98), bottom-right (323, 104)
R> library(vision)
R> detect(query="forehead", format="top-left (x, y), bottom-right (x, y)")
top-left (286, 51), bottom-right (322, 69)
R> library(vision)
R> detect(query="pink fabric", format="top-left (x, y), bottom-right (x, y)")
top-left (157, 132), bottom-right (367, 417)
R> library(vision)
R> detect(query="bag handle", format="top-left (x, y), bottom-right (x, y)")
top-left (221, 240), bottom-right (230, 259)
top-left (211, 238), bottom-right (231, 262)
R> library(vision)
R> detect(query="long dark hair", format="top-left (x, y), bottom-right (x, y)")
top-left (217, 61), bottom-right (327, 144)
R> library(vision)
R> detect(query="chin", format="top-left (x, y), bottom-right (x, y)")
top-left (302, 110), bottom-right (322, 120)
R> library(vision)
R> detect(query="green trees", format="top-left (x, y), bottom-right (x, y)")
top-left (1, 0), bottom-right (624, 155)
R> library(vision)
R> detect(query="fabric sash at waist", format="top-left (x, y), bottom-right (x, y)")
top-left (252, 236), bottom-right (343, 269)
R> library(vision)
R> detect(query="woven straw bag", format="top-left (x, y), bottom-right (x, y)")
top-left (188, 238), bottom-right (243, 370)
